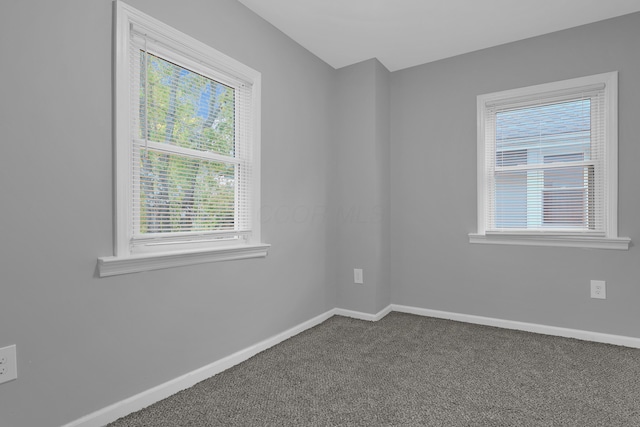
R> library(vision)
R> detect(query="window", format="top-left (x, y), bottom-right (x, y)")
top-left (470, 72), bottom-right (630, 250)
top-left (99, 1), bottom-right (269, 276)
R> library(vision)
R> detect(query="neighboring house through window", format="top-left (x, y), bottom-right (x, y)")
top-left (470, 72), bottom-right (630, 250)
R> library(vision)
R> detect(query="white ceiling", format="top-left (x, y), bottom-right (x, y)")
top-left (237, 0), bottom-right (640, 72)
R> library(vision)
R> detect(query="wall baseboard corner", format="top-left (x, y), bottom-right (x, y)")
top-left (334, 305), bottom-right (392, 322)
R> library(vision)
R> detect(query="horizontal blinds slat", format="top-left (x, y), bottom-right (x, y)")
top-left (495, 160), bottom-right (596, 172)
top-left (133, 230), bottom-right (250, 244)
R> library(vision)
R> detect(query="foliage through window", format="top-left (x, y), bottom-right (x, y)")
top-left (135, 53), bottom-right (238, 235)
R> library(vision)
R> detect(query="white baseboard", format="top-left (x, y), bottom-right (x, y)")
top-left (391, 304), bottom-right (640, 349)
top-left (334, 305), bottom-right (392, 322)
top-left (63, 303), bottom-right (640, 426)
top-left (62, 309), bottom-right (337, 427)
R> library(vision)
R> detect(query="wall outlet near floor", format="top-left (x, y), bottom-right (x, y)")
top-left (354, 268), bottom-right (364, 284)
top-left (590, 280), bottom-right (606, 299)
top-left (0, 345), bottom-right (17, 384)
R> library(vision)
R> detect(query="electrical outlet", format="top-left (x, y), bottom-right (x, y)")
top-left (590, 280), bottom-right (606, 299)
top-left (0, 345), bottom-right (17, 384)
top-left (354, 268), bottom-right (363, 284)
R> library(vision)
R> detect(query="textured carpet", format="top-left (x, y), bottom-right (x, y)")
top-left (108, 312), bottom-right (640, 426)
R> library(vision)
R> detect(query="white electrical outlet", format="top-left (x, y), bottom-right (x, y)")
top-left (590, 280), bottom-right (606, 299)
top-left (354, 268), bottom-right (364, 284)
top-left (0, 345), bottom-right (17, 384)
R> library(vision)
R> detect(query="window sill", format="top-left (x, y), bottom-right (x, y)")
top-left (468, 233), bottom-right (630, 250)
top-left (97, 243), bottom-right (271, 277)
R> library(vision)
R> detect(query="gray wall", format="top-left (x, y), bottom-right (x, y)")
top-left (390, 12), bottom-right (640, 337)
top-left (1, 2), bottom-right (639, 426)
top-left (0, 1), bottom-right (335, 426)
top-left (331, 59), bottom-right (391, 314)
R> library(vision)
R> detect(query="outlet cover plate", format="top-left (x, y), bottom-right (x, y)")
top-left (354, 268), bottom-right (363, 284)
top-left (0, 345), bottom-right (17, 384)
top-left (590, 280), bottom-right (606, 299)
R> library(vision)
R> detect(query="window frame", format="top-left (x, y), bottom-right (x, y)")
top-left (98, 1), bottom-right (269, 276)
top-left (469, 72), bottom-right (630, 250)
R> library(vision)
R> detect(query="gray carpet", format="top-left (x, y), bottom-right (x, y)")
top-left (108, 312), bottom-right (640, 426)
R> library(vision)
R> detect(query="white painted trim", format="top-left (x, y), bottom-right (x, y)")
top-left (334, 305), bottom-right (392, 322)
top-left (473, 71), bottom-right (631, 249)
top-left (61, 309), bottom-right (336, 427)
top-left (468, 232), bottom-right (630, 250)
top-left (113, 0), bottom-right (132, 258)
top-left (97, 244), bottom-right (271, 277)
top-left (476, 93), bottom-right (487, 235)
top-left (391, 304), bottom-right (640, 349)
top-left (604, 72), bottom-right (619, 240)
top-left (108, 1), bottom-right (264, 265)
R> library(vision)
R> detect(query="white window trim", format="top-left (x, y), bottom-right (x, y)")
top-left (98, 245), bottom-right (270, 277)
top-left (469, 72), bottom-right (630, 250)
top-left (98, 1), bottom-right (269, 277)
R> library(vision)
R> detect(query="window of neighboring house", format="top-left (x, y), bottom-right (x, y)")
top-left (470, 72), bottom-right (630, 250)
top-left (542, 152), bottom-right (589, 228)
top-left (98, 1), bottom-right (269, 276)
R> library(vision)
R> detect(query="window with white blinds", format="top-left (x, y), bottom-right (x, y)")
top-left (470, 72), bottom-right (630, 250)
top-left (128, 33), bottom-right (254, 252)
top-left (99, 1), bottom-right (268, 276)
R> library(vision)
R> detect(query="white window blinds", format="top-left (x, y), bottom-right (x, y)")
top-left (483, 85), bottom-right (606, 235)
top-left (128, 29), bottom-right (254, 250)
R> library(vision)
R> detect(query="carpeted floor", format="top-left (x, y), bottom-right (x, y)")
top-left (108, 312), bottom-right (640, 426)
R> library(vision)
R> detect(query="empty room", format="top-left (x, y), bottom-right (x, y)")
top-left (2, 0), bottom-right (640, 426)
